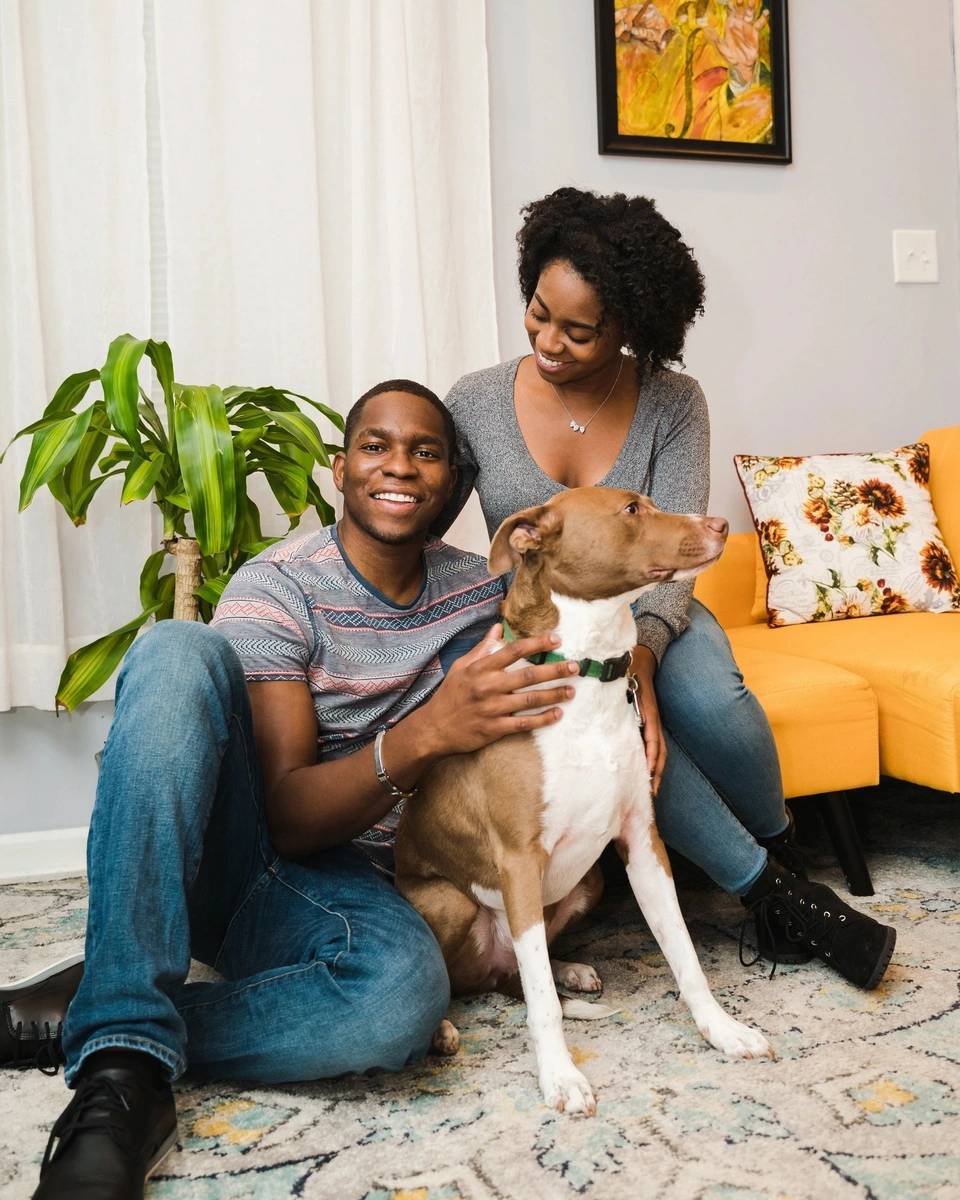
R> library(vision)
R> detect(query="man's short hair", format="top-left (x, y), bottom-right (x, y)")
top-left (343, 379), bottom-right (456, 463)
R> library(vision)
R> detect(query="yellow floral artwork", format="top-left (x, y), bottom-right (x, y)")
top-left (596, 1), bottom-right (791, 162)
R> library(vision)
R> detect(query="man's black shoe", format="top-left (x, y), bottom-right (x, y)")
top-left (33, 1051), bottom-right (178, 1200)
top-left (1, 953), bottom-right (84, 1074)
top-left (740, 861), bottom-right (897, 989)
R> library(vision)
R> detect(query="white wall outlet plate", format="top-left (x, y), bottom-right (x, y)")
top-left (892, 230), bottom-right (938, 283)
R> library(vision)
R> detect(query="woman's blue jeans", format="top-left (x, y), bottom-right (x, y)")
top-left (652, 599), bottom-right (787, 896)
top-left (62, 621), bottom-right (449, 1087)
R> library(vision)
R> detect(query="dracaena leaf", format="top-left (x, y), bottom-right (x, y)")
top-left (241, 536), bottom-right (283, 556)
top-left (145, 340), bottom-right (175, 452)
top-left (233, 423), bottom-right (268, 453)
top-left (174, 384), bottom-right (236, 555)
top-left (231, 493), bottom-right (262, 557)
top-left (41, 368), bottom-right (100, 420)
top-left (98, 445), bottom-right (134, 472)
top-left (1, 415), bottom-right (75, 463)
top-left (305, 476), bottom-right (336, 525)
top-left (194, 572), bottom-right (230, 605)
top-left (248, 447), bottom-right (309, 517)
top-left (230, 404), bottom-right (278, 428)
top-left (121, 453), bottom-right (167, 504)
top-left (139, 548), bottom-right (170, 609)
top-left (55, 604), bottom-right (162, 711)
top-left (285, 390), bottom-right (346, 433)
top-left (138, 397), bottom-right (168, 450)
top-left (100, 335), bottom-right (148, 451)
top-left (270, 410), bottom-right (332, 468)
top-left (64, 402), bottom-right (108, 500)
top-left (224, 386), bottom-right (299, 413)
top-left (69, 469), bottom-right (126, 525)
top-left (18, 408), bottom-right (95, 510)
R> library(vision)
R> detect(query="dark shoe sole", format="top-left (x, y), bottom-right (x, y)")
top-left (0, 952), bottom-right (84, 995)
top-left (860, 925), bottom-right (897, 991)
top-left (146, 1125), bottom-right (179, 1179)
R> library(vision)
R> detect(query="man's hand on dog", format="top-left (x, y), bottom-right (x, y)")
top-left (417, 622), bottom-right (578, 755)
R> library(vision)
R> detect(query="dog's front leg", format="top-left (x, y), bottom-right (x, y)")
top-left (500, 852), bottom-right (598, 1115)
top-left (618, 811), bottom-right (773, 1061)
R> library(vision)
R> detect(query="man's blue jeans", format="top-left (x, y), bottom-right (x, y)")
top-left (62, 621), bottom-right (449, 1086)
top-left (652, 600), bottom-right (787, 896)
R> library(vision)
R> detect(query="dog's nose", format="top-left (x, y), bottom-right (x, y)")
top-left (704, 517), bottom-right (729, 536)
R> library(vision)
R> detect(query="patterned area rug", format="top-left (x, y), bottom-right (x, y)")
top-left (2, 787), bottom-right (958, 1200)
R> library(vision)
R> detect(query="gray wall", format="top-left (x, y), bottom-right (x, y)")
top-left (0, 703), bottom-right (110, 835)
top-left (485, 0), bottom-right (960, 523)
top-left (3, 0), bottom-right (960, 836)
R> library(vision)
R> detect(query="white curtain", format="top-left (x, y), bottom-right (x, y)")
top-left (0, 0), bottom-right (498, 712)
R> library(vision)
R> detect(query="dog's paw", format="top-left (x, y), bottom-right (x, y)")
top-left (698, 1011), bottom-right (774, 1061)
top-left (429, 1019), bottom-right (461, 1056)
top-left (552, 959), bottom-right (603, 994)
top-left (539, 1062), bottom-right (598, 1116)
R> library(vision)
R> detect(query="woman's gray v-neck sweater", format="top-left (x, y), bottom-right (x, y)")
top-left (433, 356), bottom-right (711, 663)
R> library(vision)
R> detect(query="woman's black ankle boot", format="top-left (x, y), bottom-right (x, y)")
top-left (744, 816), bottom-right (814, 965)
top-left (757, 813), bottom-right (808, 879)
top-left (740, 861), bottom-right (897, 989)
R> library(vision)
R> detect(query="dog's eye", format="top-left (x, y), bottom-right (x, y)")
top-left (623, 502), bottom-right (639, 515)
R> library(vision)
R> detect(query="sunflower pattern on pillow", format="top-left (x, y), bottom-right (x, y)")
top-left (734, 443), bottom-right (960, 626)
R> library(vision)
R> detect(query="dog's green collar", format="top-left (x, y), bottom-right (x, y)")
top-left (501, 618), bottom-right (632, 683)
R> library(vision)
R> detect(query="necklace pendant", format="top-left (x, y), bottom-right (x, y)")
top-left (569, 419), bottom-right (578, 431)
top-left (577, 424), bottom-right (586, 434)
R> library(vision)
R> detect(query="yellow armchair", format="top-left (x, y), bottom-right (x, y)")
top-left (694, 426), bottom-right (960, 894)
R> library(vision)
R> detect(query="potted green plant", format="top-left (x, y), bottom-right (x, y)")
top-left (1, 334), bottom-right (343, 710)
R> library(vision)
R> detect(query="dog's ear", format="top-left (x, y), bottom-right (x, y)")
top-left (488, 505), bottom-right (561, 575)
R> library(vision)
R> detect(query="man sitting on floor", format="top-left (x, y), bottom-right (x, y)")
top-left (17, 380), bottom-right (579, 1200)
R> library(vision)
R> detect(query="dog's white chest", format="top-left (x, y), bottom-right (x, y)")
top-left (534, 677), bottom-right (647, 905)
top-left (470, 593), bottom-right (650, 918)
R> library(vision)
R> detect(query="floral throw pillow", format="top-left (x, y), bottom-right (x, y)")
top-left (734, 443), bottom-right (960, 626)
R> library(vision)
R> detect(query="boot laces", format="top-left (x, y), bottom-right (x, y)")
top-left (740, 880), bottom-right (842, 979)
top-left (10, 1019), bottom-right (63, 1075)
top-left (40, 1074), bottom-right (135, 1172)
top-left (739, 898), bottom-right (782, 978)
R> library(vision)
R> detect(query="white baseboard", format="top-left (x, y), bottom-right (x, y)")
top-left (0, 826), bottom-right (88, 883)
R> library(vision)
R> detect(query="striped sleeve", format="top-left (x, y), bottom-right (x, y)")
top-left (211, 558), bottom-right (316, 682)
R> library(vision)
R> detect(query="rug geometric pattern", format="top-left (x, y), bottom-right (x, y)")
top-left (2, 787), bottom-right (957, 1199)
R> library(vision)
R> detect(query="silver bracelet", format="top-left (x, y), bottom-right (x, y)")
top-left (373, 728), bottom-right (417, 802)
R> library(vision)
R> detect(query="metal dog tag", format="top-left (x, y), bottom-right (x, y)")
top-left (626, 675), bottom-right (645, 730)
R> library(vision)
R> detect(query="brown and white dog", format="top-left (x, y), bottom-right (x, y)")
top-left (395, 487), bottom-right (773, 1115)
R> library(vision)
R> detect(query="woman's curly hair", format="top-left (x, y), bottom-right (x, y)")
top-left (517, 188), bottom-right (705, 371)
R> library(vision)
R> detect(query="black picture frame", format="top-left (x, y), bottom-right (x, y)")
top-left (595, 1), bottom-right (791, 164)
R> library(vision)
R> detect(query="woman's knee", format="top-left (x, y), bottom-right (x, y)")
top-left (657, 603), bottom-right (755, 723)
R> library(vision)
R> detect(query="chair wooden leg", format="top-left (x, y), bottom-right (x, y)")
top-left (816, 791), bottom-right (874, 896)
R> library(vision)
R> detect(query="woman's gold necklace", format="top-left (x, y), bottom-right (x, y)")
top-left (548, 355), bottom-right (624, 434)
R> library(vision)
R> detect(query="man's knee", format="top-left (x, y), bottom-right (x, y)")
top-left (303, 913), bottom-right (449, 1079)
top-left (382, 919), bottom-right (451, 1056)
top-left (119, 620), bottom-right (244, 703)
top-left (353, 914), bottom-right (449, 1070)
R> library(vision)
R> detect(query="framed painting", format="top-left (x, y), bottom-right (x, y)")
top-left (595, 0), bottom-right (791, 163)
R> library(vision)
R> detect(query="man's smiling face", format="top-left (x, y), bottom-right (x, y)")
top-left (333, 390), bottom-right (456, 547)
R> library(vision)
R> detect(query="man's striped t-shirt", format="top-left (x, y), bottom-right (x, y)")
top-left (211, 524), bottom-right (505, 868)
